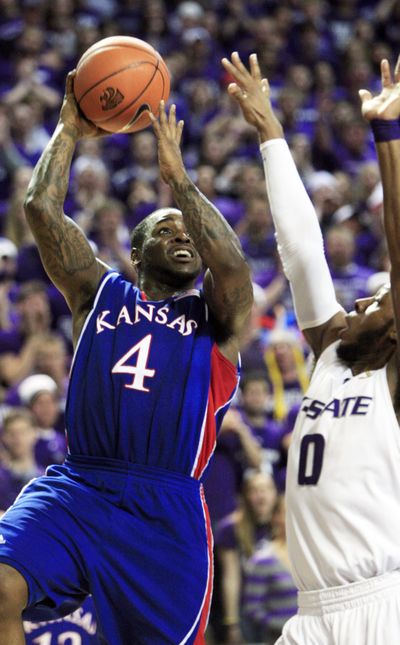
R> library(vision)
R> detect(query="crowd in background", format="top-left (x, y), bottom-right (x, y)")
top-left (0, 0), bottom-right (398, 643)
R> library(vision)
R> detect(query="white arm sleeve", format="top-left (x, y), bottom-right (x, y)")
top-left (260, 138), bottom-right (343, 330)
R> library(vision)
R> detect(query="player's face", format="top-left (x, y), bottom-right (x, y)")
top-left (140, 212), bottom-right (202, 284)
top-left (337, 285), bottom-right (396, 363)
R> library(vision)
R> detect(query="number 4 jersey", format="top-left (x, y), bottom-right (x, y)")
top-left (65, 271), bottom-right (239, 480)
top-left (285, 340), bottom-right (400, 591)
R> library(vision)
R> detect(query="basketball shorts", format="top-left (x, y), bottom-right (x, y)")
top-left (275, 570), bottom-right (400, 645)
top-left (0, 455), bottom-right (213, 644)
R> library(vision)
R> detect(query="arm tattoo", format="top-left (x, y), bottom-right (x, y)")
top-left (170, 174), bottom-right (252, 332)
top-left (25, 124), bottom-right (97, 287)
top-left (169, 175), bottom-right (244, 259)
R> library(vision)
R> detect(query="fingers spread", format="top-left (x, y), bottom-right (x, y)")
top-left (158, 100), bottom-right (167, 124)
top-left (177, 120), bottom-right (184, 145)
top-left (249, 53), bottom-right (261, 81)
top-left (381, 58), bottom-right (392, 88)
top-left (395, 54), bottom-right (400, 83)
top-left (227, 82), bottom-right (244, 99)
top-left (65, 71), bottom-right (76, 95)
top-left (168, 103), bottom-right (177, 129)
top-left (358, 89), bottom-right (372, 104)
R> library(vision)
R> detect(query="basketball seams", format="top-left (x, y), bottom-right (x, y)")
top-left (73, 36), bottom-right (170, 133)
top-left (119, 66), bottom-right (167, 132)
top-left (98, 58), bottom-right (160, 126)
top-left (76, 60), bottom-right (159, 105)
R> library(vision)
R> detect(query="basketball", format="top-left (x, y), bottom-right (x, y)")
top-left (74, 36), bottom-right (170, 134)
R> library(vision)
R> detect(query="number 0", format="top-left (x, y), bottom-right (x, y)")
top-left (298, 434), bottom-right (325, 485)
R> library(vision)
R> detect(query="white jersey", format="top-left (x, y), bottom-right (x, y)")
top-left (286, 341), bottom-right (400, 591)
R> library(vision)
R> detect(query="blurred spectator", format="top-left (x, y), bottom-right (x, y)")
top-left (242, 495), bottom-right (297, 644)
top-left (2, 55), bottom-right (61, 110)
top-left (214, 471), bottom-right (278, 645)
top-left (112, 130), bottom-right (158, 203)
top-left (69, 155), bottom-right (110, 230)
top-left (0, 280), bottom-right (52, 386)
top-left (238, 372), bottom-right (287, 490)
top-left (264, 329), bottom-right (309, 423)
top-left (4, 164), bottom-right (34, 249)
top-left (195, 164), bottom-right (244, 229)
top-left (7, 101), bottom-right (50, 166)
top-left (18, 373), bottom-right (66, 468)
top-left (326, 223), bottom-right (374, 311)
top-left (0, 107), bottom-right (26, 218)
top-left (30, 332), bottom-right (70, 407)
top-left (204, 408), bottom-right (262, 529)
top-left (0, 236), bottom-right (18, 331)
top-left (0, 407), bottom-right (43, 513)
top-left (89, 199), bottom-right (137, 282)
top-left (238, 194), bottom-right (276, 288)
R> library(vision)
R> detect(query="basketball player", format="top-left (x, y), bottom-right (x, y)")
top-left (222, 51), bottom-right (400, 644)
top-left (0, 73), bottom-right (253, 644)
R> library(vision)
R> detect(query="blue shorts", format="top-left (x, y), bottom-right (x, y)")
top-left (0, 455), bottom-right (213, 644)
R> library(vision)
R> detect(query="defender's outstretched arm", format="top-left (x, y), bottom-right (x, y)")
top-left (222, 52), bottom-right (345, 358)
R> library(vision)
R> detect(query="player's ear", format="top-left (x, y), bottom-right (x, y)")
top-left (131, 247), bottom-right (141, 267)
top-left (389, 326), bottom-right (397, 344)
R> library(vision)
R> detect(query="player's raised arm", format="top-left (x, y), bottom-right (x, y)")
top-left (222, 52), bottom-right (346, 358)
top-left (23, 72), bottom-right (108, 340)
top-left (149, 102), bottom-right (253, 357)
top-left (360, 58), bottom-right (400, 359)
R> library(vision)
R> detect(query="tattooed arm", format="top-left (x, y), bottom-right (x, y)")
top-left (151, 103), bottom-right (253, 361)
top-left (24, 73), bottom-right (108, 344)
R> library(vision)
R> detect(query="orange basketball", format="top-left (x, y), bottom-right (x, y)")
top-left (74, 36), bottom-right (170, 134)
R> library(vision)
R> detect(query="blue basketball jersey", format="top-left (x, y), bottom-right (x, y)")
top-left (24, 596), bottom-right (100, 644)
top-left (66, 271), bottom-right (239, 478)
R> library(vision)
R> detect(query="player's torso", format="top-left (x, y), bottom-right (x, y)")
top-left (66, 272), bottom-right (238, 477)
top-left (286, 341), bottom-right (400, 590)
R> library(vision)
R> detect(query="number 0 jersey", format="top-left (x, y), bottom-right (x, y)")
top-left (65, 271), bottom-right (239, 479)
top-left (286, 340), bottom-right (400, 591)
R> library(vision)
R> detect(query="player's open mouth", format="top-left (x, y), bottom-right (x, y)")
top-left (171, 248), bottom-right (194, 261)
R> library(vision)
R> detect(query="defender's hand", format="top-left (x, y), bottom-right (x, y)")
top-left (360, 57), bottom-right (400, 121)
top-left (59, 71), bottom-right (108, 140)
top-left (221, 52), bottom-right (283, 141)
top-left (150, 101), bottom-right (185, 185)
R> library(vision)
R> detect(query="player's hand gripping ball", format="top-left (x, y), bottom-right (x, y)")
top-left (74, 36), bottom-right (171, 134)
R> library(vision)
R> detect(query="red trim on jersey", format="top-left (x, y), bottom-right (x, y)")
top-left (194, 486), bottom-right (214, 644)
top-left (192, 344), bottom-right (238, 479)
top-left (140, 291), bottom-right (148, 301)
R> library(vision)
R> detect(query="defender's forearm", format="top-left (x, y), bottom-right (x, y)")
top-left (376, 140), bottom-right (400, 268)
top-left (169, 173), bottom-right (246, 270)
top-left (24, 122), bottom-right (78, 222)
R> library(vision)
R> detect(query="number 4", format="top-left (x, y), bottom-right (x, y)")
top-left (111, 334), bottom-right (155, 392)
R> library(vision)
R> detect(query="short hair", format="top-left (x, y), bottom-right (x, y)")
top-left (130, 217), bottom-right (150, 253)
top-left (130, 208), bottom-right (183, 252)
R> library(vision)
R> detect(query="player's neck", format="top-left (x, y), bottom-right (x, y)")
top-left (349, 350), bottom-right (393, 376)
top-left (139, 277), bottom-right (196, 301)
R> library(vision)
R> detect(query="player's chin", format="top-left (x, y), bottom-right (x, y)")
top-left (172, 258), bottom-right (201, 275)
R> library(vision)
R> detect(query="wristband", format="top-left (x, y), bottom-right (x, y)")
top-left (370, 118), bottom-right (400, 143)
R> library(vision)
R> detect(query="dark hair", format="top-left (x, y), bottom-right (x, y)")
top-left (130, 217), bottom-right (149, 253)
